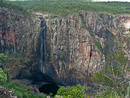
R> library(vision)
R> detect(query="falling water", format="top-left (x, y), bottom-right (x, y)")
top-left (39, 17), bottom-right (47, 73)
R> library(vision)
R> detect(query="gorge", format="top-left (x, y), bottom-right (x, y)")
top-left (0, 4), bottom-right (130, 96)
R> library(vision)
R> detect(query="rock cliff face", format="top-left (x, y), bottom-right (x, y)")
top-left (43, 11), bottom-right (130, 85)
top-left (0, 7), bottom-right (41, 79)
top-left (0, 7), bottom-right (130, 85)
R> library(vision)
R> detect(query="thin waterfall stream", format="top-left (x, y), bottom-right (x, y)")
top-left (39, 17), bottom-right (47, 73)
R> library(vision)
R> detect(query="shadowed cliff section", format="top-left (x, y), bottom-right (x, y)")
top-left (0, 6), bottom-right (41, 80)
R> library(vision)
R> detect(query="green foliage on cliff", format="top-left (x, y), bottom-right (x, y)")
top-left (8, 53), bottom-right (24, 60)
top-left (93, 48), bottom-right (126, 85)
top-left (94, 40), bottom-right (103, 54)
top-left (0, 53), bottom-right (8, 63)
top-left (81, 18), bottom-right (90, 34)
top-left (56, 84), bottom-right (87, 98)
top-left (81, 18), bottom-right (103, 54)
top-left (92, 46), bottom-right (129, 98)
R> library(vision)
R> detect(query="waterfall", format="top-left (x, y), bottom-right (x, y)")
top-left (38, 17), bottom-right (47, 73)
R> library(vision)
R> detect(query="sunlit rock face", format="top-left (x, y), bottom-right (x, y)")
top-left (0, 7), bottom-right (130, 85)
top-left (118, 15), bottom-right (130, 61)
top-left (119, 16), bottom-right (130, 34)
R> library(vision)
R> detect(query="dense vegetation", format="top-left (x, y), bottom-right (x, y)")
top-left (25, 1), bottom-right (130, 16)
top-left (2, 0), bottom-right (130, 16)
top-left (0, 0), bottom-right (28, 13)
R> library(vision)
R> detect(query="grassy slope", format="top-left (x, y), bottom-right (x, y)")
top-left (3, 1), bottom-right (130, 16)
top-left (25, 1), bottom-right (130, 16)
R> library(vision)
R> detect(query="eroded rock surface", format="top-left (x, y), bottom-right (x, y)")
top-left (0, 7), bottom-right (130, 85)
top-left (43, 11), bottom-right (130, 85)
top-left (0, 7), bottom-right (41, 79)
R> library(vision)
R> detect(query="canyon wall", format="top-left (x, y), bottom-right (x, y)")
top-left (43, 11), bottom-right (130, 85)
top-left (0, 7), bottom-right (130, 85)
top-left (0, 7), bottom-right (41, 79)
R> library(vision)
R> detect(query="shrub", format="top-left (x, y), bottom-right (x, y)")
top-left (0, 68), bottom-right (7, 82)
top-left (0, 81), bottom-right (47, 98)
top-left (0, 53), bottom-right (8, 63)
top-left (56, 84), bottom-right (87, 98)
top-left (0, 53), bottom-right (8, 82)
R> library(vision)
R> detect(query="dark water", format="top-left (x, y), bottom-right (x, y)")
top-left (39, 83), bottom-right (59, 96)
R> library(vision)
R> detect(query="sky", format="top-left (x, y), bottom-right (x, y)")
top-left (93, 0), bottom-right (130, 2)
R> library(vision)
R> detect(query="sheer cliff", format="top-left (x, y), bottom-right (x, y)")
top-left (0, 7), bottom-right (130, 85)
top-left (0, 7), bottom-right (41, 79)
top-left (43, 11), bottom-right (130, 85)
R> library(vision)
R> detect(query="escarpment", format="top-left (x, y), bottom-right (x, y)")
top-left (0, 7), bottom-right (130, 85)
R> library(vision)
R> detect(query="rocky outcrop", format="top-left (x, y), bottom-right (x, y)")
top-left (0, 7), bottom-right (130, 85)
top-left (0, 87), bottom-right (17, 98)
